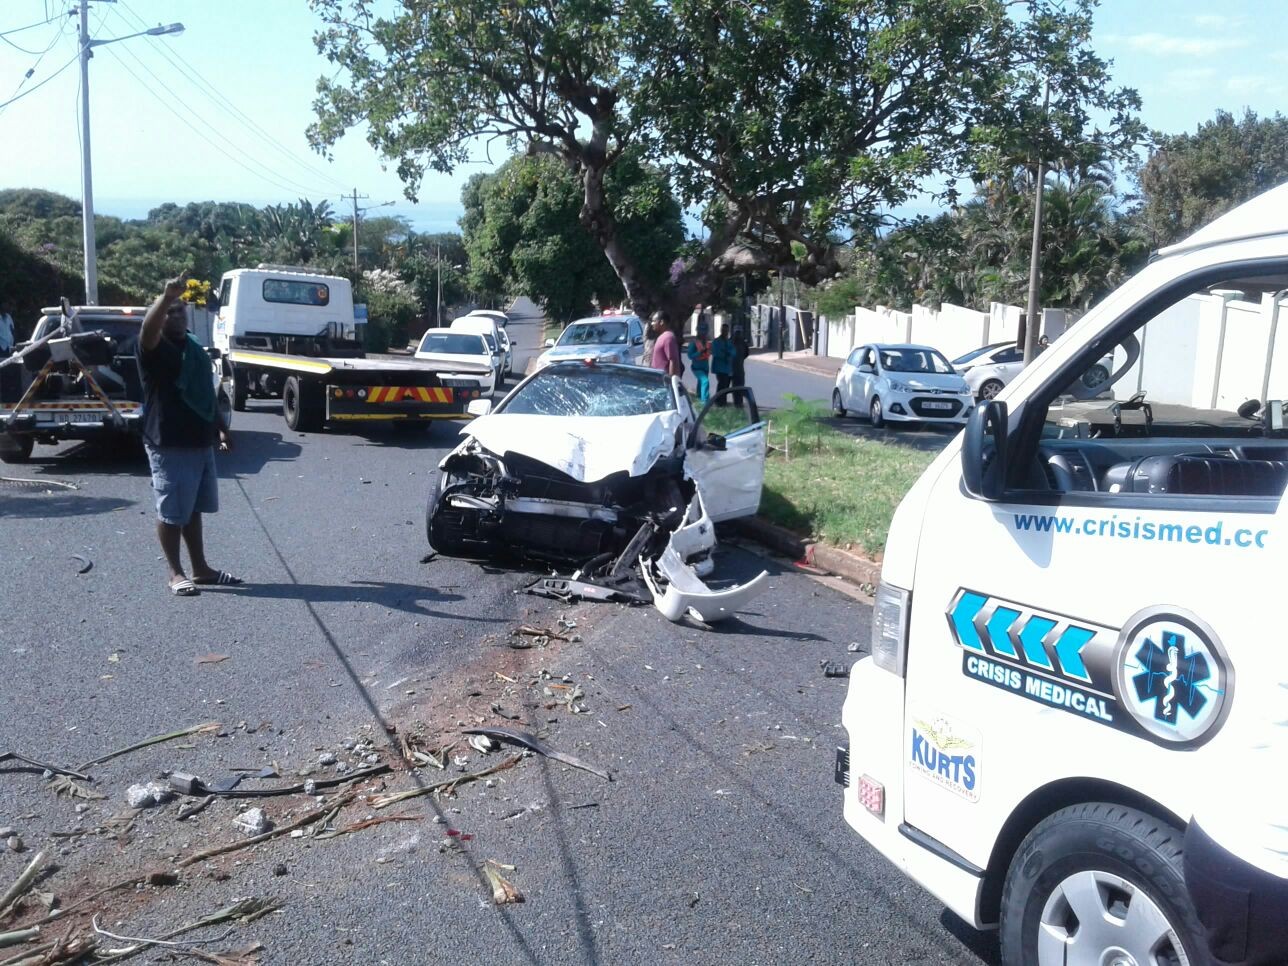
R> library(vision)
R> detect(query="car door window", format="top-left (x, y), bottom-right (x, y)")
top-left (994, 347), bottom-right (1023, 364)
top-left (847, 348), bottom-right (866, 367)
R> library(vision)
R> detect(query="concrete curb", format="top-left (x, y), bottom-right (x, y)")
top-left (730, 516), bottom-right (881, 593)
top-left (745, 355), bottom-right (841, 380)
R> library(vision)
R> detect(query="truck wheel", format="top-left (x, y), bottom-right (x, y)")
top-left (232, 366), bottom-right (248, 412)
top-left (999, 803), bottom-right (1203, 966)
top-left (0, 434), bottom-right (34, 464)
top-left (283, 376), bottom-right (324, 433)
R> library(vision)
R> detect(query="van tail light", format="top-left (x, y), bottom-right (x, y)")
top-left (871, 581), bottom-right (910, 677)
top-left (858, 775), bottom-right (885, 818)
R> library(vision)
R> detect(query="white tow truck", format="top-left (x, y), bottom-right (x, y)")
top-left (838, 183), bottom-right (1288, 964)
top-left (213, 266), bottom-right (490, 432)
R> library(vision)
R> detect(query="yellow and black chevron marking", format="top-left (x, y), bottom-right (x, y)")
top-left (3, 402), bottom-right (141, 412)
top-left (362, 386), bottom-right (454, 404)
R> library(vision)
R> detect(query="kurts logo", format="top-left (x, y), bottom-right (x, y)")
top-left (947, 590), bottom-right (1233, 747)
top-left (909, 713), bottom-right (980, 802)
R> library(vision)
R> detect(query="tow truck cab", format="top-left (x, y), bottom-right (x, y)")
top-left (839, 183), bottom-right (1288, 964)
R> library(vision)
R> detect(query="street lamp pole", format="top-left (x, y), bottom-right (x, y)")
top-left (1023, 78), bottom-right (1051, 364)
top-left (436, 242), bottom-right (442, 327)
top-left (77, 4), bottom-right (184, 305)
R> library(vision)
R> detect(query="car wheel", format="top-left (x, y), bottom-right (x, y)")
top-left (869, 395), bottom-right (884, 428)
top-left (218, 389), bottom-right (233, 432)
top-left (1081, 363), bottom-right (1111, 390)
top-left (0, 433), bottom-right (34, 464)
top-left (979, 378), bottom-right (1004, 401)
top-left (425, 473), bottom-right (471, 557)
top-left (283, 376), bottom-right (324, 433)
top-left (999, 803), bottom-right (1203, 966)
top-left (831, 389), bottom-right (847, 418)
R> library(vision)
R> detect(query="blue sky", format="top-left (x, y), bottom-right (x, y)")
top-left (0, 1), bottom-right (1284, 233)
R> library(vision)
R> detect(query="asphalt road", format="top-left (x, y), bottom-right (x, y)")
top-left (0, 304), bottom-right (994, 964)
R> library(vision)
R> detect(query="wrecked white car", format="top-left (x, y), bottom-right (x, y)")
top-left (425, 361), bottom-right (768, 621)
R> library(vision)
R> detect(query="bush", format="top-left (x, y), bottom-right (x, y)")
top-left (361, 286), bottom-right (419, 352)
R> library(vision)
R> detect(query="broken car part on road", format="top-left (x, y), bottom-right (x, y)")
top-left (462, 727), bottom-right (612, 782)
top-left (427, 362), bottom-right (769, 622)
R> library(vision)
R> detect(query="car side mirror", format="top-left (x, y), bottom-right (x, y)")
top-left (962, 400), bottom-right (1008, 501)
top-left (858, 363), bottom-right (874, 374)
top-left (466, 398), bottom-right (493, 417)
top-left (632, 336), bottom-right (643, 346)
top-left (544, 338), bottom-right (555, 348)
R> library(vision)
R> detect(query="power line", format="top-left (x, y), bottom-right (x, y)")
top-left (0, 13), bottom-right (58, 37)
top-left (113, 0), bottom-right (352, 193)
top-left (0, 51), bottom-right (76, 113)
top-left (99, 42), bottom-right (335, 199)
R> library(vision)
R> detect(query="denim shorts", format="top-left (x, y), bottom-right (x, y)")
top-left (144, 444), bottom-right (219, 526)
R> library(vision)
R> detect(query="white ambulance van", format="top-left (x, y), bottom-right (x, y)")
top-left (838, 183), bottom-right (1288, 965)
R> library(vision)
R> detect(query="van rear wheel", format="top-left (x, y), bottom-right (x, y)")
top-left (999, 803), bottom-right (1202, 966)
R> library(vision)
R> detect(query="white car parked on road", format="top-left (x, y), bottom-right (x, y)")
top-left (449, 315), bottom-right (505, 384)
top-left (413, 330), bottom-right (496, 397)
top-left (464, 311), bottom-right (513, 376)
top-left (952, 342), bottom-right (1026, 400)
top-left (832, 343), bottom-right (975, 428)
top-left (536, 314), bottom-right (645, 370)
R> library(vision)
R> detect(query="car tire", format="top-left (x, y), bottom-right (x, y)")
top-left (999, 803), bottom-right (1204, 966)
top-left (283, 376), bottom-right (324, 433)
top-left (832, 389), bottom-right (847, 418)
top-left (0, 433), bottom-right (34, 464)
top-left (218, 389), bottom-right (233, 432)
top-left (979, 378), bottom-right (1004, 401)
top-left (1081, 363), bottom-right (1111, 390)
top-left (870, 395), bottom-right (884, 428)
top-left (232, 366), bottom-right (248, 412)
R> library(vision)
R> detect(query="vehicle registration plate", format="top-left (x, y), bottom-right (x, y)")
top-left (38, 412), bottom-right (103, 424)
top-left (922, 401), bottom-right (954, 410)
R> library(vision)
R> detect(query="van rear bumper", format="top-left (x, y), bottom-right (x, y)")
top-left (841, 656), bottom-right (988, 928)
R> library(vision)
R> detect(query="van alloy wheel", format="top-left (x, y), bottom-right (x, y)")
top-left (1037, 870), bottom-right (1187, 966)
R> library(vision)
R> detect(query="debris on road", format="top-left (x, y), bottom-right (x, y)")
top-left (847, 642), bottom-right (862, 653)
top-left (70, 555), bottom-right (92, 575)
top-left (49, 775), bottom-right (105, 801)
top-left (484, 861), bottom-right (524, 905)
top-left (194, 654), bottom-right (230, 666)
top-left (312, 813), bottom-right (421, 842)
top-left (0, 850), bottom-right (44, 919)
top-left (125, 782), bottom-right (172, 809)
top-left (166, 764), bottom-right (389, 800)
top-left (462, 727), bottom-right (611, 782)
top-left (371, 755), bottom-right (521, 810)
top-left (820, 661), bottom-right (851, 678)
top-left (177, 795), bottom-right (216, 821)
top-left (466, 734), bottom-right (495, 754)
top-left (0, 752), bottom-right (90, 782)
top-left (5, 836), bottom-right (24, 854)
top-left (89, 896), bottom-right (281, 963)
top-left (0, 926), bottom-right (41, 949)
top-left (179, 791), bottom-right (359, 867)
top-left (79, 721), bottom-right (221, 771)
top-left (233, 808), bottom-right (272, 837)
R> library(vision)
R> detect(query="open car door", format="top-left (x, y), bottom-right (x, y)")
top-left (685, 388), bottom-right (766, 522)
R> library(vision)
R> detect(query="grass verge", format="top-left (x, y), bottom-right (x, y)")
top-left (756, 396), bottom-right (935, 556)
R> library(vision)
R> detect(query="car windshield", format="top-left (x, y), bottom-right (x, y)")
top-left (881, 348), bottom-right (954, 374)
top-left (557, 321), bottom-right (629, 346)
top-left (501, 366), bottom-right (673, 417)
top-left (952, 344), bottom-right (1009, 366)
top-left (419, 333), bottom-right (486, 355)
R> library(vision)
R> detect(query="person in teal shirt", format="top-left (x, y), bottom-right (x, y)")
top-left (710, 323), bottom-right (735, 406)
top-left (687, 320), bottom-right (712, 402)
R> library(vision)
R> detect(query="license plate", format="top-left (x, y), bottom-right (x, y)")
top-left (38, 412), bottom-right (103, 424)
top-left (922, 401), bottom-right (954, 411)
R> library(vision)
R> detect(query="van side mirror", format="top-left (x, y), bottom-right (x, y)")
top-left (962, 400), bottom-right (1008, 501)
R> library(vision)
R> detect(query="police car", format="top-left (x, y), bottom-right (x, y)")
top-left (838, 183), bottom-right (1288, 965)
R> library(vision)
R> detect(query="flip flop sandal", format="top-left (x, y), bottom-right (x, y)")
top-left (193, 571), bottom-right (244, 586)
top-left (170, 578), bottom-right (199, 597)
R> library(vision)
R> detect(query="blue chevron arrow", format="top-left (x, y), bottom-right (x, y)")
top-left (986, 606), bottom-right (1022, 659)
top-left (951, 591), bottom-right (988, 651)
top-left (1054, 626), bottom-right (1095, 683)
top-left (1018, 616), bottom-right (1057, 671)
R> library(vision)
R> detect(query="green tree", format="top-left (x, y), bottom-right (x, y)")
top-left (308, 0), bottom-right (1140, 320)
top-left (1133, 109), bottom-right (1288, 248)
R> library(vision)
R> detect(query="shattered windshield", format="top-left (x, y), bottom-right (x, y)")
top-left (557, 321), bottom-right (629, 346)
top-left (501, 366), bottom-right (674, 417)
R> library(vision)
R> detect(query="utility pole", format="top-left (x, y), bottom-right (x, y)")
top-left (1023, 78), bottom-right (1051, 364)
top-left (436, 242), bottom-right (442, 327)
top-left (78, 1), bottom-right (97, 305)
top-left (74, 4), bottom-right (183, 305)
top-left (777, 268), bottom-right (786, 360)
top-left (349, 188), bottom-right (366, 273)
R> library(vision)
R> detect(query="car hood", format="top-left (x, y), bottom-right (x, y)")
top-left (542, 343), bottom-right (627, 360)
top-left (888, 372), bottom-right (970, 391)
top-left (462, 411), bottom-right (684, 482)
top-left (412, 352), bottom-right (494, 373)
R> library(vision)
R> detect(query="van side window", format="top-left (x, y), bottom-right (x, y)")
top-left (219, 278), bottom-right (232, 309)
top-left (1007, 270), bottom-right (1288, 509)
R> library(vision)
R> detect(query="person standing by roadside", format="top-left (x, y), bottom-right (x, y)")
top-left (138, 271), bottom-right (241, 597)
top-left (0, 303), bottom-right (14, 357)
top-left (649, 310), bottom-right (682, 378)
top-left (731, 324), bottom-right (750, 403)
top-left (710, 323), bottom-right (734, 405)
top-left (687, 320), bottom-right (712, 402)
top-left (640, 311), bottom-right (657, 368)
